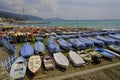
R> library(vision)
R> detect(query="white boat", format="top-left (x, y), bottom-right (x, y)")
top-left (68, 50), bottom-right (85, 66)
top-left (78, 51), bottom-right (92, 62)
top-left (34, 41), bottom-right (45, 54)
top-left (10, 56), bottom-right (27, 79)
top-left (108, 45), bottom-right (120, 54)
top-left (53, 52), bottom-right (69, 69)
top-left (28, 55), bottom-right (41, 75)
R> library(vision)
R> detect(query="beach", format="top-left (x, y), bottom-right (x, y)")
top-left (0, 43), bottom-right (120, 80)
top-left (0, 24), bottom-right (120, 80)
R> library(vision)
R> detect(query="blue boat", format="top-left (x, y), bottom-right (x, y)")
top-left (79, 37), bottom-right (94, 47)
top-left (35, 37), bottom-right (43, 42)
top-left (34, 41), bottom-right (45, 54)
top-left (8, 43), bottom-right (15, 53)
top-left (21, 43), bottom-right (34, 57)
top-left (0, 38), bottom-right (15, 53)
top-left (109, 34), bottom-right (120, 41)
top-left (57, 38), bottom-right (71, 50)
top-left (47, 38), bottom-right (60, 53)
top-left (96, 36), bottom-right (112, 45)
top-left (69, 38), bottom-right (85, 50)
top-left (88, 37), bottom-right (104, 47)
top-left (61, 35), bottom-right (70, 39)
top-left (94, 48), bottom-right (116, 59)
top-left (105, 36), bottom-right (120, 44)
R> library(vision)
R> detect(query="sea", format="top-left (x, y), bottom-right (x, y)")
top-left (28, 20), bottom-right (120, 29)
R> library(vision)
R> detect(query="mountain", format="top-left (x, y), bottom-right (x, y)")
top-left (46, 18), bottom-right (64, 21)
top-left (0, 11), bottom-right (43, 20)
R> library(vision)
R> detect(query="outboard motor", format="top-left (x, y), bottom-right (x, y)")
top-left (93, 54), bottom-right (101, 64)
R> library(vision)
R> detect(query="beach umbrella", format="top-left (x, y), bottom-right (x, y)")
top-left (51, 32), bottom-right (56, 35)
top-left (26, 32), bottom-right (30, 35)
top-left (30, 31), bottom-right (34, 35)
top-left (8, 31), bottom-right (14, 34)
top-left (0, 31), bottom-right (2, 37)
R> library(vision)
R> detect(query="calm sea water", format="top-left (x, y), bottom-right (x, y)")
top-left (29, 20), bottom-right (120, 29)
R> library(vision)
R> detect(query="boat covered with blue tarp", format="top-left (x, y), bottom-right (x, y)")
top-left (96, 36), bottom-right (112, 45)
top-left (79, 37), bottom-right (94, 47)
top-left (88, 37), bottom-right (104, 47)
top-left (34, 41), bottom-right (45, 54)
top-left (21, 43), bottom-right (34, 57)
top-left (104, 36), bottom-right (120, 44)
top-left (47, 38), bottom-right (60, 53)
top-left (109, 34), bottom-right (120, 41)
top-left (57, 38), bottom-right (71, 50)
top-left (0, 38), bottom-right (15, 53)
top-left (69, 38), bottom-right (85, 49)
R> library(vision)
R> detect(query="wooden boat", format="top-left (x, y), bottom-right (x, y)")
top-left (34, 41), bottom-right (45, 54)
top-left (78, 51), bottom-right (92, 62)
top-left (43, 54), bottom-right (55, 70)
top-left (53, 52), bottom-right (69, 69)
top-left (10, 56), bottom-right (27, 79)
top-left (69, 51), bottom-right (85, 66)
top-left (21, 43), bottom-right (34, 57)
top-left (28, 55), bottom-right (41, 75)
top-left (95, 48), bottom-right (116, 59)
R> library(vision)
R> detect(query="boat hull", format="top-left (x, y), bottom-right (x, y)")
top-left (28, 55), bottom-right (41, 75)
top-left (43, 54), bottom-right (55, 70)
top-left (108, 45), bottom-right (120, 54)
top-left (10, 56), bottom-right (27, 79)
top-left (69, 51), bottom-right (85, 66)
top-left (53, 52), bottom-right (69, 69)
top-left (95, 48), bottom-right (116, 59)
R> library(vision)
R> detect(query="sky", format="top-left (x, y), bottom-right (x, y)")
top-left (0, 0), bottom-right (120, 20)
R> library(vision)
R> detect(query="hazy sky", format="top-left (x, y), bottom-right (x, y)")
top-left (0, 0), bottom-right (120, 20)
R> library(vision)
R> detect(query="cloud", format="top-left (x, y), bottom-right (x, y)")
top-left (0, 0), bottom-right (59, 18)
top-left (0, 0), bottom-right (24, 12)
top-left (0, 0), bottom-right (120, 20)
top-left (59, 0), bottom-right (120, 20)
